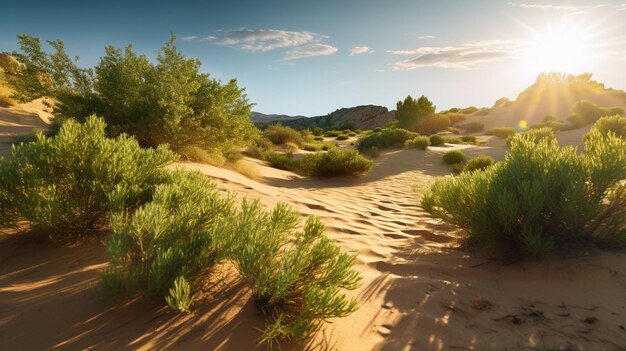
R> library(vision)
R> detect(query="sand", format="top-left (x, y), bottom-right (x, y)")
top-left (1, 105), bottom-right (625, 350)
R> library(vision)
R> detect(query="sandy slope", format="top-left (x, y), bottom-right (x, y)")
top-left (1, 107), bottom-right (625, 350)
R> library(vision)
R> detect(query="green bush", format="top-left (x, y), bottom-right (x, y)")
top-left (231, 201), bottom-right (361, 346)
top-left (443, 136), bottom-right (462, 144)
top-left (300, 149), bottom-right (373, 177)
top-left (264, 124), bottom-right (303, 146)
top-left (448, 127), bottom-right (460, 134)
top-left (461, 136), bottom-right (477, 144)
top-left (487, 127), bottom-right (517, 139)
top-left (267, 152), bottom-right (300, 172)
top-left (102, 170), bottom-right (235, 305)
top-left (529, 120), bottom-right (566, 131)
top-left (362, 146), bottom-right (380, 158)
top-left (422, 122), bottom-right (626, 258)
top-left (451, 163), bottom-right (464, 175)
top-left (324, 130), bottom-right (342, 137)
top-left (429, 134), bottom-right (445, 146)
top-left (356, 128), bottom-right (418, 152)
top-left (587, 115), bottom-right (626, 139)
top-left (301, 141), bottom-right (336, 152)
top-left (463, 156), bottom-right (495, 173)
top-left (313, 136), bottom-right (324, 141)
top-left (412, 115), bottom-right (451, 134)
top-left (442, 150), bottom-right (466, 164)
top-left (459, 122), bottom-right (484, 133)
top-left (442, 113), bottom-right (466, 125)
top-left (244, 137), bottom-right (274, 160)
top-left (336, 134), bottom-right (349, 141)
top-left (569, 100), bottom-right (624, 127)
top-left (506, 127), bottom-right (555, 147)
top-left (404, 135), bottom-right (430, 150)
top-left (0, 116), bottom-right (176, 239)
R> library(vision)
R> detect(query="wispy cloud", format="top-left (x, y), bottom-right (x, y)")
top-left (418, 35), bottom-right (435, 39)
top-left (390, 40), bottom-right (522, 69)
top-left (508, 2), bottom-right (608, 13)
top-left (284, 44), bottom-right (338, 60)
top-left (350, 46), bottom-right (371, 56)
top-left (183, 29), bottom-right (322, 52)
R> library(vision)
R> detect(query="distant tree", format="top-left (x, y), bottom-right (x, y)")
top-left (395, 95), bottom-right (436, 126)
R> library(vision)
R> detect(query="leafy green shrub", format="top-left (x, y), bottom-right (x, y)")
top-left (443, 136), bottom-right (462, 144)
top-left (429, 134), bottom-right (445, 146)
top-left (300, 149), bottom-right (373, 177)
top-left (459, 122), bottom-right (484, 133)
top-left (506, 127), bottom-right (555, 147)
top-left (301, 141), bottom-right (336, 152)
top-left (324, 130), bottom-right (342, 137)
top-left (422, 123), bottom-right (626, 259)
top-left (463, 156), bottom-right (495, 173)
top-left (264, 124), bottom-right (303, 146)
top-left (231, 201), bottom-right (361, 346)
top-left (0, 116), bottom-right (176, 239)
top-left (448, 127), bottom-right (460, 134)
top-left (336, 134), bottom-right (349, 141)
top-left (404, 136), bottom-right (430, 150)
top-left (451, 163), bottom-right (464, 175)
top-left (442, 113), bottom-right (466, 125)
top-left (569, 100), bottom-right (624, 127)
top-left (587, 115), bottom-right (626, 138)
top-left (362, 146), bottom-right (380, 158)
top-left (244, 137), bottom-right (274, 160)
top-left (442, 150), bottom-right (466, 164)
top-left (103, 170), bottom-right (235, 305)
top-left (529, 120), bottom-right (566, 131)
top-left (285, 142), bottom-right (299, 153)
top-left (356, 128), bottom-right (418, 152)
top-left (487, 127), bottom-right (517, 139)
top-left (413, 115), bottom-right (451, 134)
top-left (267, 152), bottom-right (299, 172)
top-left (348, 131), bottom-right (357, 137)
top-left (312, 127), bottom-right (324, 136)
top-left (313, 136), bottom-right (324, 141)
top-left (461, 136), bottom-right (477, 143)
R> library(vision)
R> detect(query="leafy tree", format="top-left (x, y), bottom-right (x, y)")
top-left (395, 95), bottom-right (436, 126)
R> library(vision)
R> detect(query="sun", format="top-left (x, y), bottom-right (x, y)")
top-left (523, 21), bottom-right (593, 74)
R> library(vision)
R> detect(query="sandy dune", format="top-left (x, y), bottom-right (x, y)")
top-left (1, 106), bottom-right (625, 350)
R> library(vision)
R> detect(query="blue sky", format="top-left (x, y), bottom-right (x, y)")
top-left (2, 0), bottom-right (626, 116)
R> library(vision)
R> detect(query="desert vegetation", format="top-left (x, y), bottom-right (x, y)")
top-left (569, 100), bottom-right (624, 127)
top-left (422, 117), bottom-right (626, 259)
top-left (487, 127), bottom-right (517, 139)
top-left (268, 149), bottom-right (372, 177)
top-left (356, 128), bottom-right (418, 153)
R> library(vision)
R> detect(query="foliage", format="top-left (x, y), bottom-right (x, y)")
top-left (268, 150), bottom-right (372, 177)
top-left (404, 136), bottom-right (430, 150)
top-left (463, 156), bottom-right (495, 173)
top-left (412, 115), bottom-right (451, 134)
top-left (245, 136), bottom-right (274, 160)
top-left (569, 100), bottom-right (624, 127)
top-left (429, 134), bottom-right (445, 146)
top-left (459, 106), bottom-right (479, 114)
top-left (422, 120), bottom-right (626, 258)
top-left (461, 136), bottom-right (477, 144)
top-left (336, 134), bottom-right (349, 141)
top-left (443, 136), bottom-right (462, 144)
top-left (506, 127), bottom-right (555, 147)
top-left (324, 130), bottom-right (342, 137)
top-left (103, 170), bottom-right (235, 306)
top-left (263, 124), bottom-right (303, 146)
top-left (231, 201), bottom-right (361, 346)
top-left (356, 128), bottom-right (418, 152)
top-left (487, 127), bottom-right (517, 139)
top-left (0, 116), bottom-right (176, 239)
top-left (586, 115), bottom-right (626, 139)
top-left (395, 95), bottom-right (436, 127)
top-left (301, 141), bottom-right (336, 152)
top-left (442, 150), bottom-right (466, 164)
top-left (458, 122), bottom-right (484, 133)
top-left (441, 112), bottom-right (466, 125)
top-left (267, 152), bottom-right (300, 172)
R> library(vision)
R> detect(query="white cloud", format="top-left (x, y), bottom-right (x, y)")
top-left (350, 46), bottom-right (371, 56)
top-left (284, 44), bottom-right (338, 60)
top-left (186, 29), bottom-right (323, 52)
top-left (390, 40), bottom-right (522, 69)
top-left (508, 2), bottom-right (608, 13)
top-left (418, 35), bottom-right (435, 39)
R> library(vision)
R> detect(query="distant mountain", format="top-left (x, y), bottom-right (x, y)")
top-left (251, 105), bottom-right (395, 130)
top-left (462, 73), bottom-right (626, 130)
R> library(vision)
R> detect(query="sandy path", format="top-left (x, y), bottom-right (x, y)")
top-left (1, 106), bottom-right (625, 350)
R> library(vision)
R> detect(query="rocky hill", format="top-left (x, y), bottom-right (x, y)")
top-left (251, 104), bottom-right (395, 130)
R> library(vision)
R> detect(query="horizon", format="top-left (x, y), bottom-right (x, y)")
top-left (2, 0), bottom-right (626, 116)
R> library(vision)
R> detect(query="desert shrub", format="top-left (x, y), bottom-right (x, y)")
top-left (459, 106), bottom-right (479, 114)
top-left (529, 120), bottom-right (566, 131)
top-left (285, 142), bottom-right (299, 153)
top-left (300, 149), bottom-right (373, 177)
top-left (356, 128), bottom-right (418, 152)
top-left (301, 141), bottom-right (336, 152)
top-left (362, 146), bottom-right (380, 158)
top-left (506, 127), bottom-right (555, 147)
top-left (313, 136), bottom-right (324, 141)
top-left (404, 136), bottom-right (430, 150)
top-left (223, 147), bottom-right (243, 164)
top-left (461, 136), bottom-right (477, 143)
top-left (587, 115), bottom-right (626, 139)
top-left (231, 201), bottom-right (361, 346)
top-left (442, 150), bottom-right (466, 164)
top-left (413, 115), bottom-right (451, 134)
top-left (443, 136), bottom-right (462, 144)
top-left (324, 130), bottom-right (342, 137)
top-left (422, 123), bottom-right (626, 259)
top-left (569, 100), bottom-right (624, 127)
top-left (442, 113), bottom-right (466, 125)
top-left (459, 122), bottom-right (484, 133)
top-left (429, 134), bottom-right (445, 146)
top-left (0, 95), bottom-right (15, 107)
top-left (244, 137), bottom-right (274, 160)
top-left (312, 127), bottom-right (324, 136)
top-left (395, 95), bottom-right (436, 127)
top-left (264, 124), bottom-right (303, 146)
top-left (336, 134), bottom-right (349, 141)
top-left (463, 156), bottom-right (495, 173)
top-left (267, 152), bottom-right (299, 172)
top-left (448, 127), bottom-right (460, 134)
top-left (476, 108), bottom-right (492, 116)
top-left (451, 163), bottom-right (464, 175)
top-left (0, 116), bottom-right (176, 239)
top-left (487, 127), bottom-right (517, 139)
top-left (102, 170), bottom-right (235, 306)
top-left (348, 131), bottom-right (357, 137)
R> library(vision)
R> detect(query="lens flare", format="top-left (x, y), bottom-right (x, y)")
top-left (517, 120), bottom-right (528, 131)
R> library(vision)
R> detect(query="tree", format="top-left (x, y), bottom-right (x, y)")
top-left (395, 94), bottom-right (436, 127)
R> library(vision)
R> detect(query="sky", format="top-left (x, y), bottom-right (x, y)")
top-left (2, 0), bottom-right (626, 116)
